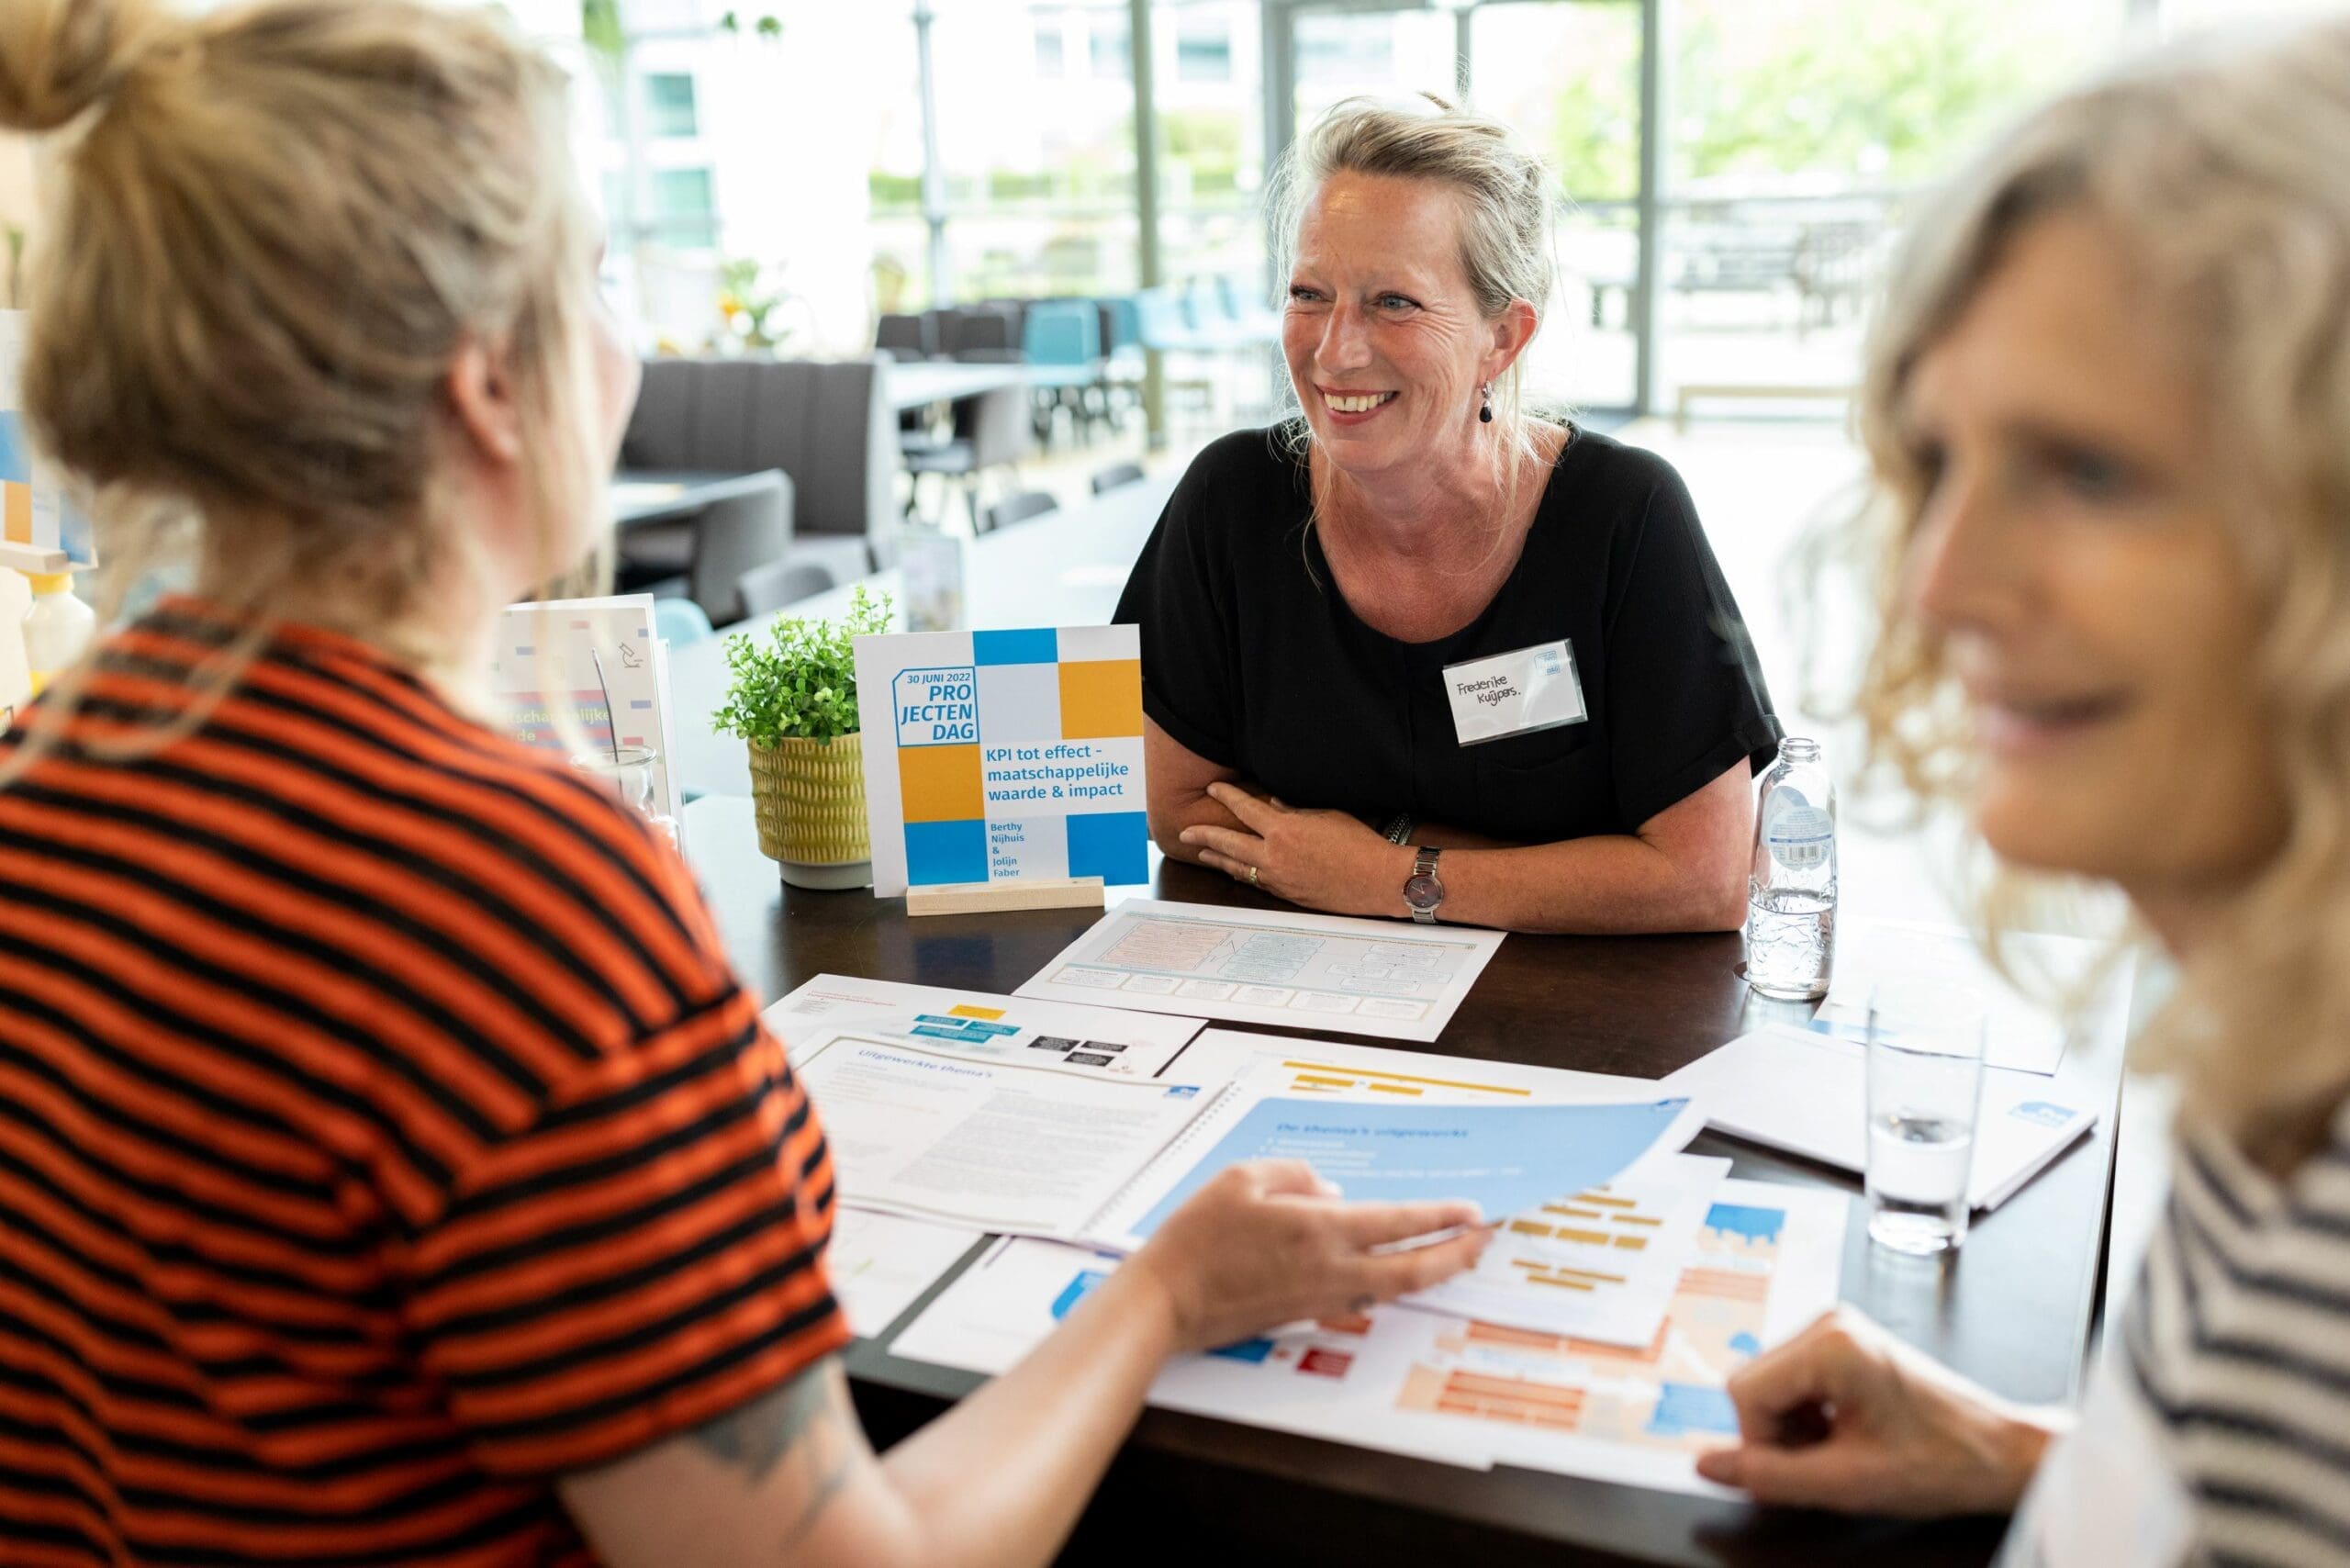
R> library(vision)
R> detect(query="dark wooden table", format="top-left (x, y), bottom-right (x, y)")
top-left (682, 795), bottom-right (2127, 1567)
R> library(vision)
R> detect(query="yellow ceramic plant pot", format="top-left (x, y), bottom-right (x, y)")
top-left (746, 732), bottom-right (872, 890)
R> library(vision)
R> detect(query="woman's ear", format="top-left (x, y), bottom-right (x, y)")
top-left (1485, 298), bottom-right (1540, 383)
top-left (446, 335), bottom-right (525, 467)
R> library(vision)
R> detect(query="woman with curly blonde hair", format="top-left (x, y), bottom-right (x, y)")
top-left (1696, 17), bottom-right (2350, 1564)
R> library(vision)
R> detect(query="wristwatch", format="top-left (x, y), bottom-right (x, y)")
top-left (1403, 846), bottom-right (1445, 924)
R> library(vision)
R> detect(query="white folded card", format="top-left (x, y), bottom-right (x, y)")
top-left (1659, 1024), bottom-right (2098, 1211)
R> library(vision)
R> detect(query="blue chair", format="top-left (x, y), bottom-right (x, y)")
top-left (1214, 274), bottom-right (1282, 343)
top-left (1097, 296), bottom-right (1145, 429)
top-left (1134, 286), bottom-right (1218, 428)
top-left (1135, 286), bottom-right (1206, 353)
top-left (654, 596), bottom-right (713, 648)
top-left (1022, 298), bottom-right (1104, 444)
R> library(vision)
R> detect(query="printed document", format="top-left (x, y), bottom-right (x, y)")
top-left (1089, 1081), bottom-right (1704, 1252)
top-left (824, 1209), bottom-right (984, 1338)
top-left (1662, 1024), bottom-right (2100, 1210)
top-left (1817, 917), bottom-right (2132, 1076)
top-left (888, 1177), bottom-right (1846, 1492)
top-left (1174, 1029), bottom-right (1709, 1343)
top-left (765, 973), bottom-right (1203, 1080)
top-left (1016, 899), bottom-right (1505, 1043)
top-left (792, 1034), bottom-right (1215, 1238)
top-left (1382, 1180), bottom-right (1848, 1496)
top-left (888, 1235), bottom-right (1495, 1468)
top-left (1403, 1153), bottom-right (1731, 1347)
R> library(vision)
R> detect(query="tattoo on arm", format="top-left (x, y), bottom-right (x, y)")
top-left (688, 1358), bottom-right (862, 1550)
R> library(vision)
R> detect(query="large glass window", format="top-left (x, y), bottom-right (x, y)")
top-left (1660, 0), bottom-right (2127, 411)
top-left (1469, 2), bottom-right (1642, 411)
top-left (1090, 12), bottom-right (1134, 80)
top-left (927, 3), bottom-right (1137, 303)
top-left (1176, 15), bottom-right (1234, 82)
top-left (1158, 2), bottom-right (1266, 293)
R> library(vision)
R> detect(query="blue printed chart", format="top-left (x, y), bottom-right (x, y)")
top-left (854, 625), bottom-right (1149, 898)
top-left (886, 1177), bottom-right (1846, 1485)
top-left (1386, 1180), bottom-right (1848, 1495)
top-left (1119, 1093), bottom-right (1700, 1248)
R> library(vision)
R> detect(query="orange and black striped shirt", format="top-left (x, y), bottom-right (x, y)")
top-left (0, 600), bottom-right (848, 1565)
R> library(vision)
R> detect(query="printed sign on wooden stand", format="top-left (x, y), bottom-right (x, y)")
top-left (854, 625), bottom-right (1148, 908)
top-left (0, 311), bottom-right (94, 577)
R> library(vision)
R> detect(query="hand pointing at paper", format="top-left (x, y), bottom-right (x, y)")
top-left (1129, 1159), bottom-right (1491, 1352)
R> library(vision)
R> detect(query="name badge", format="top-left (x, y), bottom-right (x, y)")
top-left (1442, 639), bottom-right (1586, 747)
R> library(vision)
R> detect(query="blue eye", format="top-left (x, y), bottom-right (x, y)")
top-left (1377, 294), bottom-right (1417, 311)
top-left (1288, 286), bottom-right (1323, 305)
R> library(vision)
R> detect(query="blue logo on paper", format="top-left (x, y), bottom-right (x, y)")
top-left (2010, 1101), bottom-right (2073, 1128)
top-left (1165, 1084), bottom-right (1201, 1098)
top-left (894, 666), bottom-right (979, 745)
top-left (1050, 1270), bottom-right (1109, 1321)
top-left (1705, 1204), bottom-right (1785, 1246)
top-left (1647, 1383), bottom-right (1738, 1438)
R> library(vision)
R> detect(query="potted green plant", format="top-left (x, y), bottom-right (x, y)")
top-left (711, 586), bottom-right (892, 889)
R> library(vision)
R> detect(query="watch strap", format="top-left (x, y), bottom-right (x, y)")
top-left (1406, 845), bottom-right (1443, 924)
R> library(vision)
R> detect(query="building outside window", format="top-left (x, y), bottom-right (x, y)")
top-left (650, 166), bottom-right (717, 251)
top-left (643, 72), bottom-right (699, 138)
top-left (1089, 12), bottom-right (1132, 80)
top-left (1176, 16), bottom-right (1232, 83)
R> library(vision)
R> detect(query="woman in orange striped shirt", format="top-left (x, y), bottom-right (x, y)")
top-left (0, 3), bottom-right (1489, 1564)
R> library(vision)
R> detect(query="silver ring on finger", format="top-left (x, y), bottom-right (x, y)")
top-left (1248, 865), bottom-right (1261, 886)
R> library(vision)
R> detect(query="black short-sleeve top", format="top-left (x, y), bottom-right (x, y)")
top-left (1113, 424), bottom-right (1782, 845)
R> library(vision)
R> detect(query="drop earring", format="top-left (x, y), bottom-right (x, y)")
top-left (1479, 383), bottom-right (1494, 424)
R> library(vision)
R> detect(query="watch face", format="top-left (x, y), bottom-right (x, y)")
top-left (1404, 873), bottom-right (1443, 910)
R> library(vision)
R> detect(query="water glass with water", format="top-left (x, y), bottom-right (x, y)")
top-left (1864, 981), bottom-right (1986, 1255)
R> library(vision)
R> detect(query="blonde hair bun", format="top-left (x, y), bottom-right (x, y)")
top-left (0, 0), bottom-right (167, 134)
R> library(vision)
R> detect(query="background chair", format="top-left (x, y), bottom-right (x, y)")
top-left (622, 356), bottom-right (897, 583)
top-left (653, 597), bottom-right (714, 648)
top-left (1090, 461), bottom-right (1145, 495)
top-left (980, 488), bottom-right (1058, 535)
top-left (736, 557), bottom-right (840, 620)
top-left (902, 382), bottom-right (1032, 532)
top-left (876, 312), bottom-right (935, 360)
top-left (614, 469), bottom-right (792, 627)
top-left (1021, 298), bottom-right (1103, 446)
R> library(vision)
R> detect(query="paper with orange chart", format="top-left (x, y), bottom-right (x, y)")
top-left (887, 1177), bottom-right (1846, 1491)
top-left (1167, 1029), bottom-right (1721, 1345)
top-left (1017, 901), bottom-right (1507, 1043)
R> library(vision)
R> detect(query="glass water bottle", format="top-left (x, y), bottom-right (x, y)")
top-left (1745, 736), bottom-right (1837, 1000)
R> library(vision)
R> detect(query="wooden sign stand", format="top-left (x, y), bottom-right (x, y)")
top-left (906, 876), bottom-right (1106, 918)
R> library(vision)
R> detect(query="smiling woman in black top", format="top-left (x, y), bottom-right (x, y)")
top-left (1116, 97), bottom-right (1779, 934)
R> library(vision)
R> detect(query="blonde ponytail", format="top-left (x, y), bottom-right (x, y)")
top-left (0, 0), bottom-right (164, 134)
top-left (0, 0), bottom-right (603, 783)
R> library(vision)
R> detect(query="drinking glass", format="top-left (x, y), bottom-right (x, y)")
top-left (571, 745), bottom-right (680, 847)
top-left (1864, 980), bottom-right (1986, 1255)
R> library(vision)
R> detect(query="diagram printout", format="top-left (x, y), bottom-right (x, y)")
top-left (792, 1036), bottom-right (1214, 1238)
top-left (887, 1177), bottom-right (1846, 1490)
top-left (763, 973), bottom-right (1205, 1080)
top-left (1098, 1092), bottom-right (1702, 1253)
top-left (886, 1235), bottom-right (1494, 1468)
top-left (1385, 1180), bottom-right (1847, 1495)
top-left (1402, 1154), bottom-right (1731, 1347)
top-left (1016, 899), bottom-right (1506, 1043)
